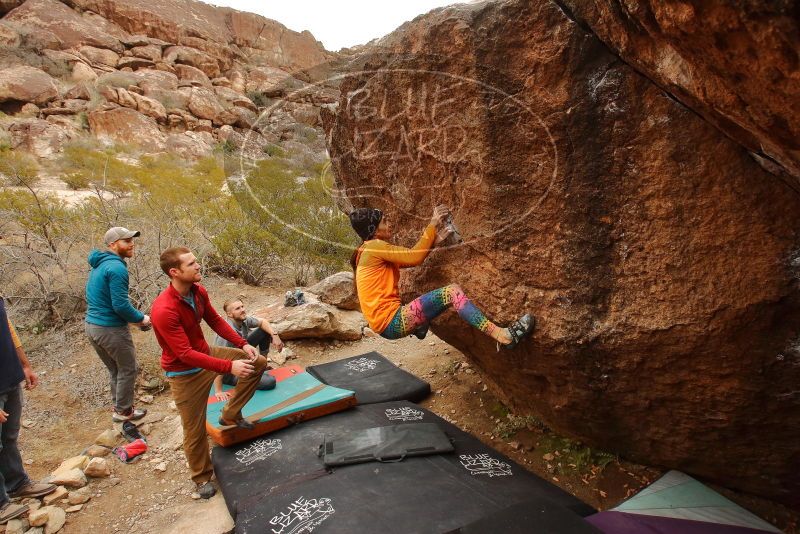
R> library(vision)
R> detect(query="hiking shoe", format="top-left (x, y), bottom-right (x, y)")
top-left (196, 482), bottom-right (216, 499)
top-left (112, 408), bottom-right (147, 422)
top-left (8, 481), bottom-right (56, 499)
top-left (0, 502), bottom-right (29, 524)
top-left (219, 417), bottom-right (254, 430)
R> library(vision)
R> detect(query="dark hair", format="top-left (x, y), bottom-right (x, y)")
top-left (159, 246), bottom-right (191, 276)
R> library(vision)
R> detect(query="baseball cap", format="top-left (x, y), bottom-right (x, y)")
top-left (104, 227), bottom-right (141, 245)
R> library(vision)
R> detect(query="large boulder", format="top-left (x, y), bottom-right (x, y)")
top-left (322, 0), bottom-right (800, 507)
top-left (255, 294), bottom-right (365, 341)
top-left (0, 66), bottom-right (58, 105)
top-left (186, 87), bottom-right (224, 122)
top-left (560, 1), bottom-right (800, 183)
top-left (88, 107), bottom-right (166, 150)
top-left (307, 271), bottom-right (359, 311)
top-left (77, 45), bottom-right (119, 67)
top-left (163, 45), bottom-right (220, 78)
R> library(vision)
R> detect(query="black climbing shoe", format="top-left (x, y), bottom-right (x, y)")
top-left (412, 324), bottom-right (429, 340)
top-left (503, 314), bottom-right (535, 350)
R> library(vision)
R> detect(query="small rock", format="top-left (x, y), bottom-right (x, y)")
top-left (482, 384), bottom-right (488, 392)
top-left (85, 445), bottom-right (110, 458)
top-left (140, 423), bottom-right (153, 435)
top-left (168, 401), bottom-right (177, 411)
top-left (543, 453), bottom-right (555, 462)
top-left (67, 491), bottom-right (90, 505)
top-left (190, 492), bottom-right (201, 500)
top-left (21, 419), bottom-right (36, 429)
top-left (44, 506), bottom-right (65, 534)
top-left (65, 505), bottom-right (83, 513)
top-left (53, 456), bottom-right (88, 475)
top-left (108, 477), bottom-right (121, 486)
top-left (84, 457), bottom-right (111, 478)
top-left (24, 528), bottom-right (43, 534)
top-left (465, 368), bottom-right (475, 374)
top-left (24, 459), bottom-right (33, 466)
top-left (28, 507), bottom-right (51, 527)
top-left (5, 519), bottom-right (26, 534)
top-left (42, 486), bottom-right (68, 505)
top-left (509, 441), bottom-right (521, 450)
top-left (49, 468), bottom-right (87, 489)
top-left (139, 394), bottom-right (154, 404)
top-left (94, 429), bottom-right (120, 448)
top-left (24, 500), bottom-right (41, 513)
top-left (154, 462), bottom-right (167, 472)
top-left (139, 412), bottom-right (164, 425)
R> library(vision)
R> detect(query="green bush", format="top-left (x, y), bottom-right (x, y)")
top-left (262, 144), bottom-right (286, 158)
top-left (229, 156), bottom-right (355, 286)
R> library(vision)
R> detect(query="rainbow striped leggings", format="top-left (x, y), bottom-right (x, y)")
top-left (380, 284), bottom-right (496, 340)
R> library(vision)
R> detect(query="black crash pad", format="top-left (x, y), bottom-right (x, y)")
top-left (320, 422), bottom-right (454, 466)
top-left (444, 499), bottom-right (602, 534)
top-left (212, 401), bottom-right (595, 533)
top-left (306, 351), bottom-right (430, 404)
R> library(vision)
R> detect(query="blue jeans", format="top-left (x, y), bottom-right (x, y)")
top-left (0, 385), bottom-right (30, 506)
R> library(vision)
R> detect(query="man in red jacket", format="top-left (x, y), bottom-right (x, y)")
top-left (150, 246), bottom-right (267, 499)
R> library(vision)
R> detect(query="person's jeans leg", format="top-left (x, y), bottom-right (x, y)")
top-left (107, 328), bottom-right (137, 414)
top-left (246, 329), bottom-right (270, 355)
top-left (0, 385), bottom-right (30, 505)
top-left (86, 323), bottom-right (119, 409)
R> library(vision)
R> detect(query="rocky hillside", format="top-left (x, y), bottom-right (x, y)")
top-left (323, 0), bottom-right (800, 508)
top-left (0, 0), bottom-right (339, 161)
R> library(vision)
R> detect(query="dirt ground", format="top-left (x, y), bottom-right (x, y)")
top-left (5, 277), bottom-right (798, 534)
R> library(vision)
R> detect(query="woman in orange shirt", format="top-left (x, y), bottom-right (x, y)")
top-left (349, 207), bottom-right (533, 348)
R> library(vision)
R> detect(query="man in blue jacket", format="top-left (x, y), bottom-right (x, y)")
top-left (85, 227), bottom-right (150, 423)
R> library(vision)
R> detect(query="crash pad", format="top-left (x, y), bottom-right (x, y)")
top-left (306, 351), bottom-right (430, 404)
top-left (211, 401), bottom-right (595, 533)
top-left (205, 365), bottom-right (357, 447)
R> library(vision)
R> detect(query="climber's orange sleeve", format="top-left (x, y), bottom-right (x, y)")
top-left (356, 224), bottom-right (437, 333)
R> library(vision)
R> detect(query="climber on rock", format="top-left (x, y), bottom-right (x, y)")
top-left (349, 206), bottom-right (534, 348)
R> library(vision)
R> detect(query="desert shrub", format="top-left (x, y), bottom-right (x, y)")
top-left (229, 157), bottom-right (355, 286)
top-left (262, 144), bottom-right (286, 158)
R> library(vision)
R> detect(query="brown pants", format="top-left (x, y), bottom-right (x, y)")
top-left (167, 346), bottom-right (268, 485)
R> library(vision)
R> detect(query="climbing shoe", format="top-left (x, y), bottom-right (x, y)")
top-left (503, 314), bottom-right (535, 350)
top-left (196, 482), bottom-right (216, 499)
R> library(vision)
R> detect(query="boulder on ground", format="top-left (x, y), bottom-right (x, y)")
top-left (93, 428), bottom-right (120, 448)
top-left (256, 294), bottom-right (365, 341)
top-left (163, 45), bottom-right (220, 78)
top-left (307, 271), bottom-right (359, 311)
top-left (175, 64), bottom-right (211, 87)
top-left (52, 455), bottom-right (88, 475)
top-left (186, 87), bottom-right (224, 122)
top-left (71, 63), bottom-right (97, 83)
top-left (77, 45), bottom-right (119, 67)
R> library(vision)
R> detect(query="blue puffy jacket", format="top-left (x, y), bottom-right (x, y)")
top-left (85, 250), bottom-right (144, 326)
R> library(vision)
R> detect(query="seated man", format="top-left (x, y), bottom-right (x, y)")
top-left (213, 299), bottom-right (284, 400)
top-left (150, 247), bottom-right (268, 499)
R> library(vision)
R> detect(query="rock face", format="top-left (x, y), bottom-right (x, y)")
top-left (323, 0), bottom-right (800, 507)
top-left (0, 0), bottom-right (336, 161)
top-left (560, 1), bottom-right (800, 183)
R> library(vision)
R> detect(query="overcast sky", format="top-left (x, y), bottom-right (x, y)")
top-left (206, 0), bottom-right (466, 51)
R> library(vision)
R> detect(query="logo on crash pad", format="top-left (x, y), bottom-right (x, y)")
top-left (459, 453), bottom-right (512, 477)
top-left (235, 438), bottom-right (282, 466)
top-left (269, 496), bottom-right (335, 534)
top-left (344, 357), bottom-right (379, 372)
top-left (385, 407), bottom-right (424, 421)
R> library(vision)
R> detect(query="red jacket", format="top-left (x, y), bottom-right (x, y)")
top-left (151, 283), bottom-right (246, 374)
